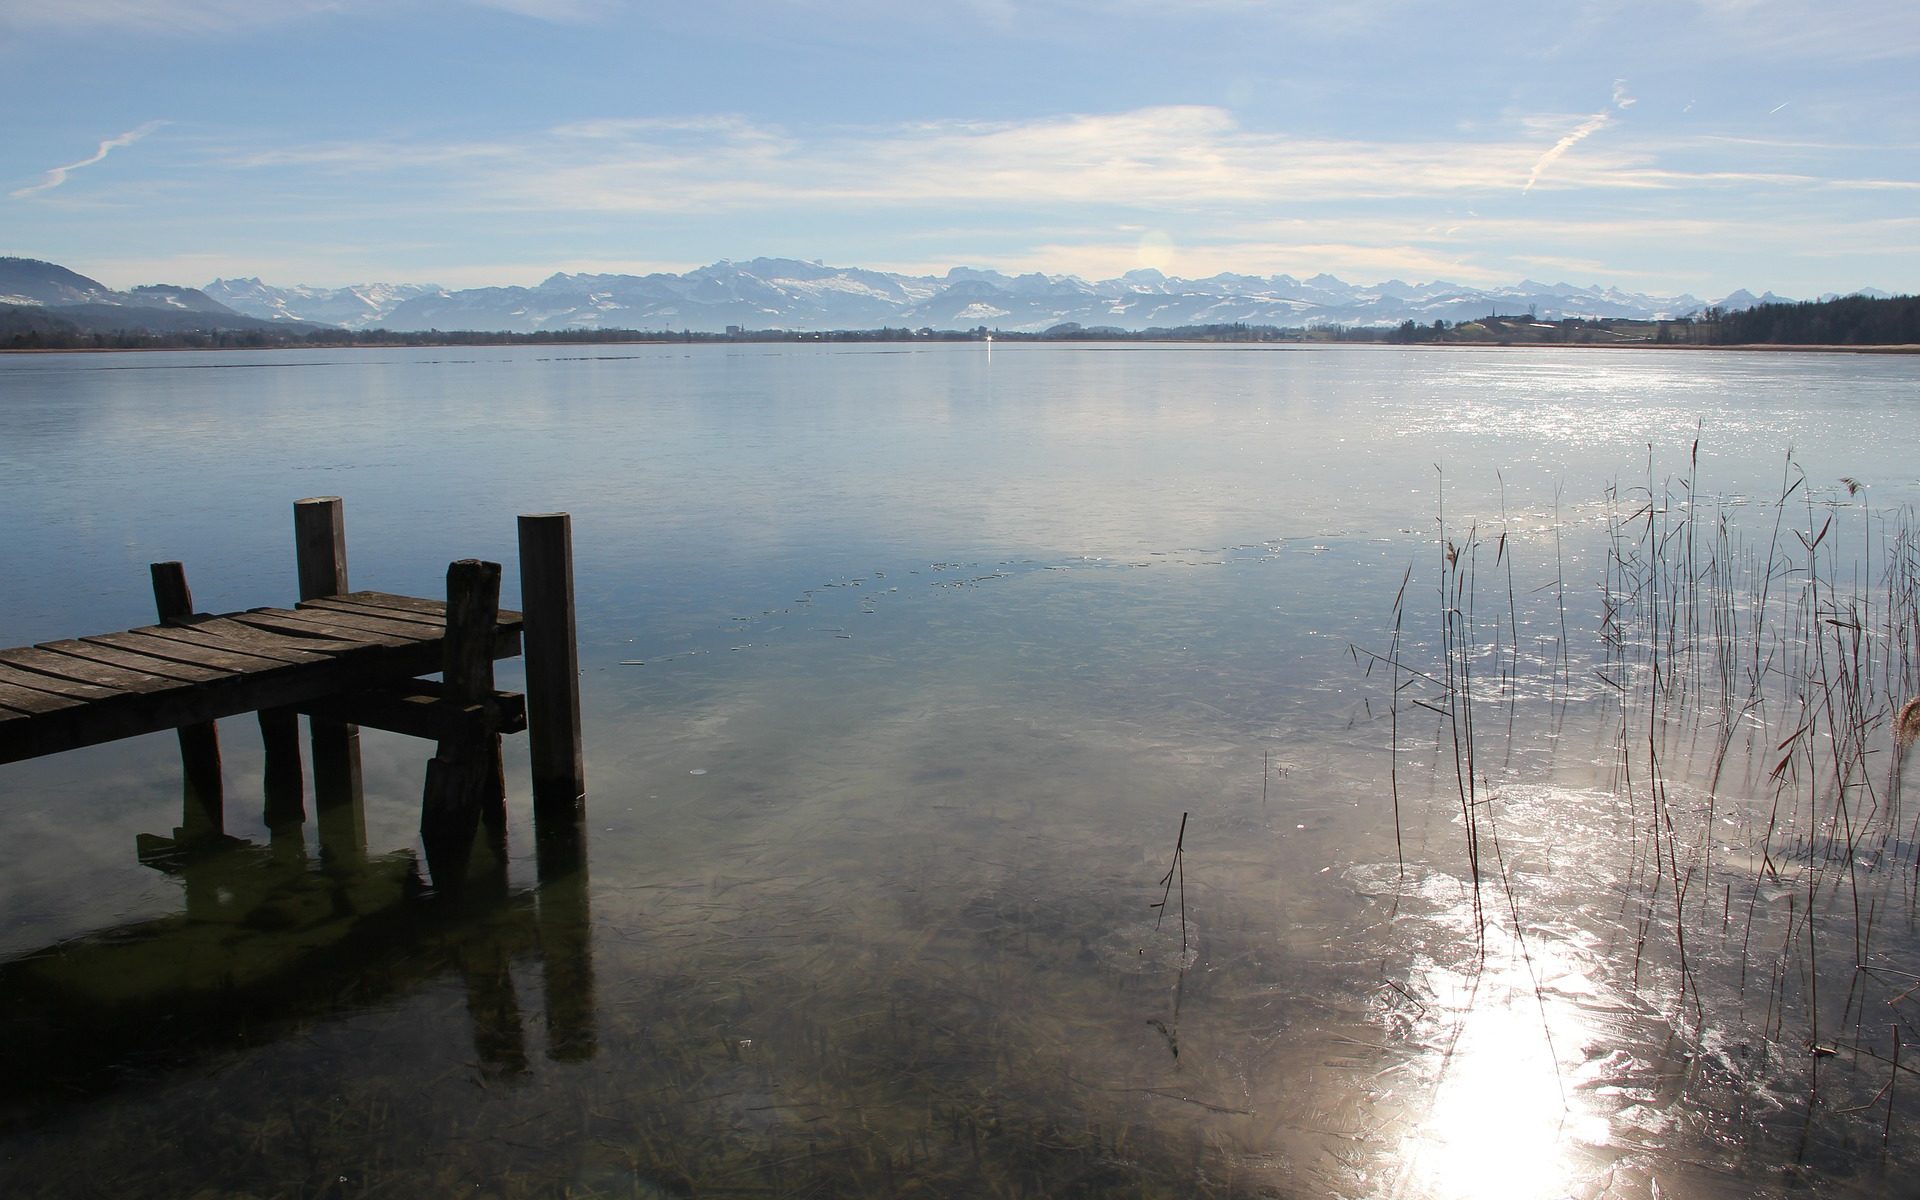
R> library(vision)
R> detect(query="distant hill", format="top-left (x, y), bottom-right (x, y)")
top-left (30, 303), bottom-right (317, 336)
top-left (126, 284), bottom-right (243, 316)
top-left (0, 257), bottom-right (123, 306)
top-left (0, 257), bottom-right (329, 337)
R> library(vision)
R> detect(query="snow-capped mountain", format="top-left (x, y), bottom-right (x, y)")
top-left (204, 278), bottom-right (446, 329)
top-left (5, 254), bottom-right (1885, 336)
top-left (363, 260), bottom-right (1753, 334)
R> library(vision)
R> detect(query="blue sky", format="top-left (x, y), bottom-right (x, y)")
top-left (3, 0), bottom-right (1916, 297)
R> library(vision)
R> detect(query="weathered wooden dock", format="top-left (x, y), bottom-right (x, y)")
top-left (0, 497), bottom-right (585, 886)
top-left (0, 588), bottom-right (523, 764)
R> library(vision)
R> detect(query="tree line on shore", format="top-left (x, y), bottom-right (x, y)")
top-left (5, 293), bottom-right (1915, 352)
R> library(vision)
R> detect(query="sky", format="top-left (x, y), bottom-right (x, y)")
top-left (2, 0), bottom-right (1917, 299)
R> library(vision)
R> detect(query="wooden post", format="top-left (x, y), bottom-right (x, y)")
top-left (150, 561), bottom-right (223, 839)
top-left (294, 497), bottom-right (349, 600)
top-left (421, 559), bottom-right (501, 888)
top-left (295, 497), bottom-right (364, 859)
top-left (259, 706), bottom-right (306, 833)
top-left (518, 513), bottom-right (584, 819)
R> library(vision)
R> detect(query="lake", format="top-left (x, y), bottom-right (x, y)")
top-left (1, 342), bottom-right (1917, 1198)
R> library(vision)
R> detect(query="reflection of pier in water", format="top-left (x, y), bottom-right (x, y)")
top-left (0, 725), bottom-right (597, 1117)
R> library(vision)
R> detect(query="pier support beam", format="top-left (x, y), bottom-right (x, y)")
top-left (518, 513), bottom-right (584, 820)
top-left (421, 559), bottom-right (504, 889)
top-left (150, 561), bottom-right (223, 839)
top-left (294, 496), bottom-right (365, 862)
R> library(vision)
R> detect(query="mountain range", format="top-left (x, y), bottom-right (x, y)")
top-left (4, 254), bottom-right (1888, 338)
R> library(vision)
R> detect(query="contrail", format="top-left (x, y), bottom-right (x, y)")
top-left (1523, 112), bottom-right (1610, 194)
top-left (1524, 82), bottom-right (1633, 195)
top-left (12, 121), bottom-right (168, 198)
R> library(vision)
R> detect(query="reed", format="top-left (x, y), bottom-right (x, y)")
top-left (1360, 445), bottom-right (1920, 1159)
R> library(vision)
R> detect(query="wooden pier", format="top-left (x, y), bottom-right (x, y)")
top-left (0, 497), bottom-right (585, 887)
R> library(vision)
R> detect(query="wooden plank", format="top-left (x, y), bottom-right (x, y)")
top-left (330, 590), bottom-right (452, 618)
top-left (0, 662), bottom-right (120, 702)
top-left (230, 609), bottom-right (412, 648)
top-left (336, 590), bottom-right (524, 626)
top-left (298, 595), bottom-right (448, 630)
top-left (36, 638), bottom-right (229, 684)
top-left (0, 678), bottom-right (89, 715)
top-left (268, 605), bottom-right (443, 641)
top-left (298, 681), bottom-right (526, 740)
top-left (0, 638), bottom-right (444, 765)
top-left (87, 629), bottom-right (290, 674)
top-left (0, 645), bottom-right (195, 694)
top-left (180, 615), bottom-right (366, 655)
top-left (140, 622), bottom-right (334, 666)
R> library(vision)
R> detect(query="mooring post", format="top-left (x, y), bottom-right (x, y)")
top-left (294, 496), bottom-right (350, 600)
top-left (150, 561), bottom-right (223, 839)
top-left (294, 496), bottom-right (365, 859)
top-left (517, 513), bottom-right (585, 819)
top-left (421, 558), bottom-right (502, 888)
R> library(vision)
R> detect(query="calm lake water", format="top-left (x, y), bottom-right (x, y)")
top-left (1, 342), bottom-right (1917, 1198)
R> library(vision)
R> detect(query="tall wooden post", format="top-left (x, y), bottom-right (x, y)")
top-left (294, 496), bottom-right (350, 600)
top-left (421, 559), bottom-right (502, 889)
top-left (517, 513), bottom-right (584, 819)
top-left (295, 497), bottom-right (365, 862)
top-left (150, 561), bottom-right (223, 839)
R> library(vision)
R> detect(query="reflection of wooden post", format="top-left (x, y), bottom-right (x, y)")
top-left (421, 559), bottom-right (501, 888)
top-left (295, 497), bottom-right (365, 863)
top-left (151, 562), bottom-right (223, 839)
top-left (461, 942), bottom-right (528, 1079)
top-left (518, 513), bottom-right (584, 821)
top-left (535, 819), bottom-right (596, 1061)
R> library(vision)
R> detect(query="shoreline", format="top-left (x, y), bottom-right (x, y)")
top-left (6, 339), bottom-right (1919, 357)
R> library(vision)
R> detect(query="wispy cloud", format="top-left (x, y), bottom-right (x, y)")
top-left (11, 121), bottom-right (168, 198)
top-left (210, 103), bottom-right (1854, 223)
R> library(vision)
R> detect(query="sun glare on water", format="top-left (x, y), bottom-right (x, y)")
top-left (1395, 924), bottom-right (1613, 1200)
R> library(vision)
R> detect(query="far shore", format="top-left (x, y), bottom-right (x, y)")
top-left (5, 339), bottom-right (1919, 357)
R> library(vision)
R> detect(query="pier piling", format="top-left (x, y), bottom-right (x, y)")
top-left (518, 512), bottom-right (584, 818)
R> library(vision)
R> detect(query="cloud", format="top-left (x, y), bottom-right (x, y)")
top-left (466, 107), bottom-right (1616, 214)
top-left (11, 121), bottom-right (168, 198)
top-left (212, 103), bottom-right (1851, 224)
